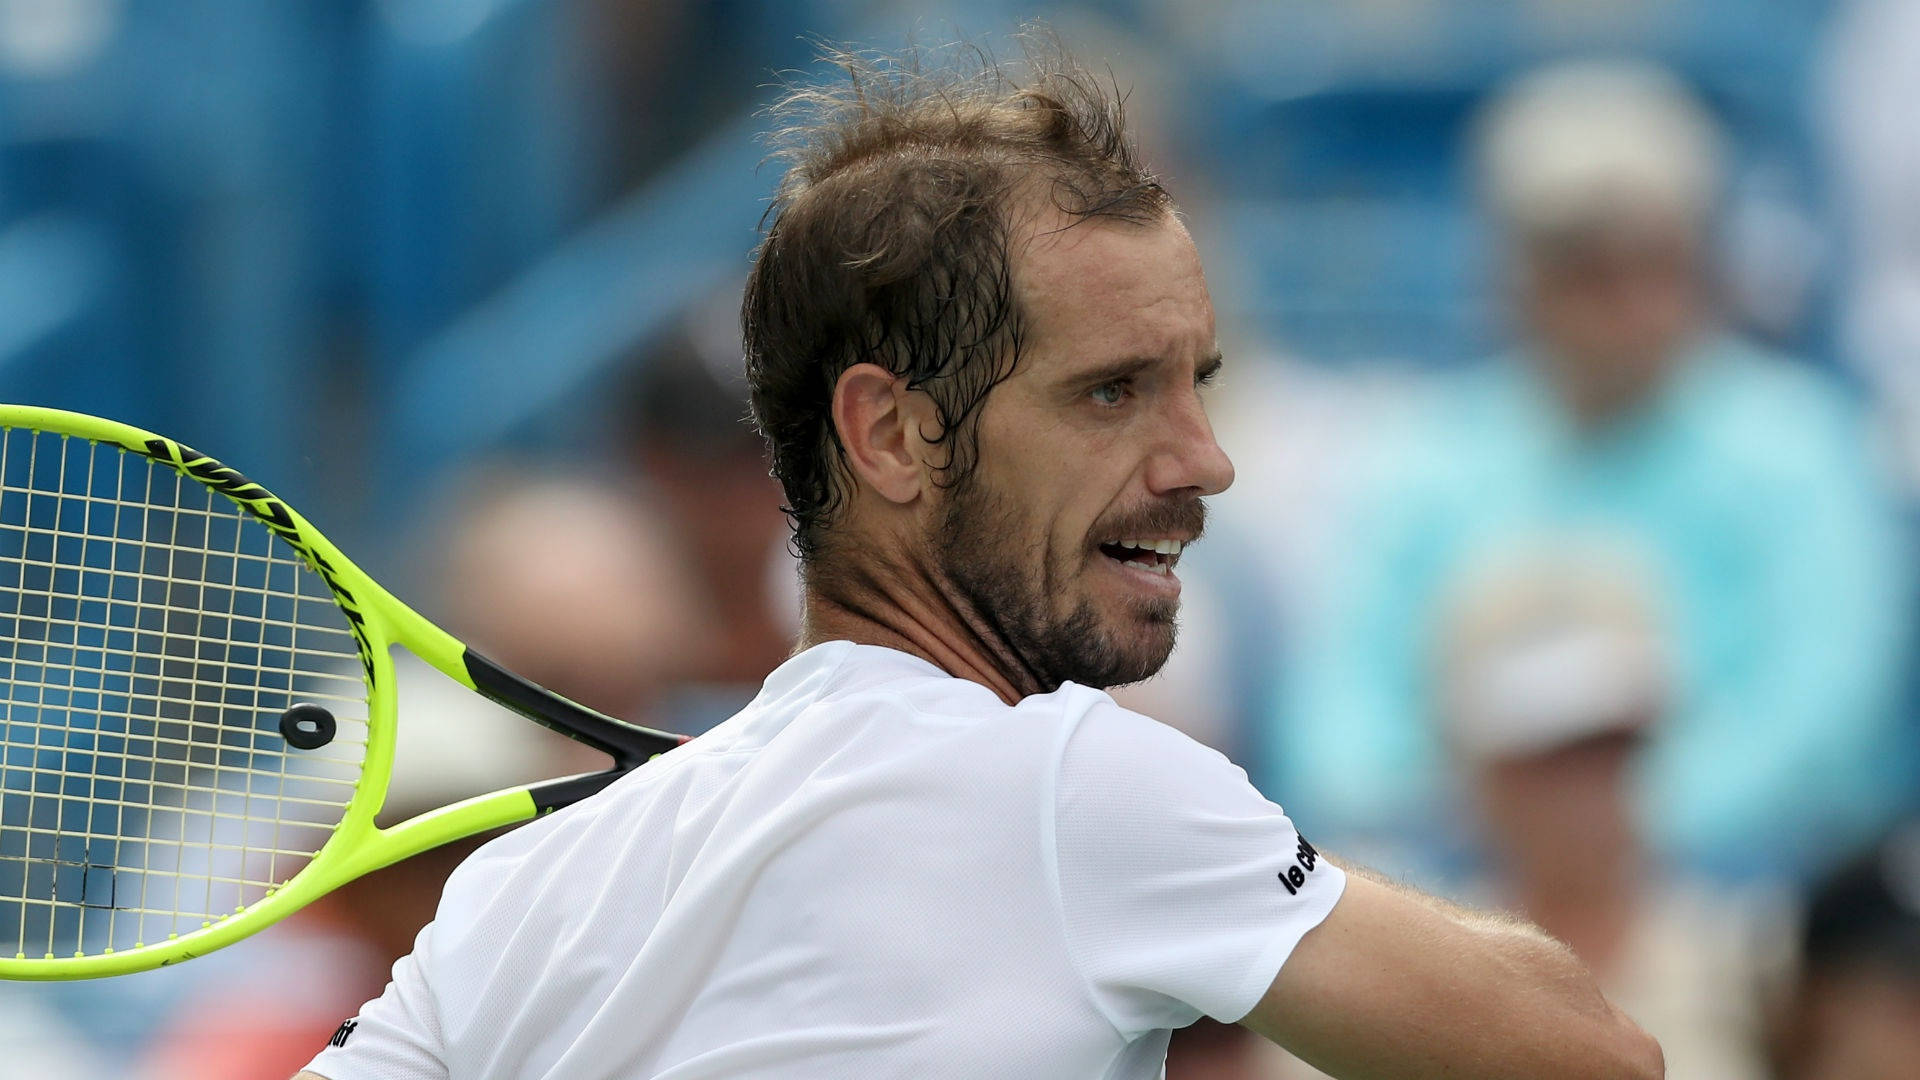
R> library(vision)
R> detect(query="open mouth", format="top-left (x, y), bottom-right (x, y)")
top-left (1097, 538), bottom-right (1185, 576)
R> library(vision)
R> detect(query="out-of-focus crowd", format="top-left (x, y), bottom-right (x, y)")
top-left (4, 3), bottom-right (1920, 1078)
top-left (1156, 50), bottom-right (1920, 1080)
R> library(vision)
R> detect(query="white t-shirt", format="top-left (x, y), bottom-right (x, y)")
top-left (305, 642), bottom-right (1344, 1080)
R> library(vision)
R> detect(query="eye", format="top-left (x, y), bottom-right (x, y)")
top-left (1090, 379), bottom-right (1130, 406)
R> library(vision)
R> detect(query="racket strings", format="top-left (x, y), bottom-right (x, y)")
top-left (0, 428), bottom-right (371, 960)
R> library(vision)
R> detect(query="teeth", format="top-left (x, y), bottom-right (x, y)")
top-left (1115, 538), bottom-right (1185, 556)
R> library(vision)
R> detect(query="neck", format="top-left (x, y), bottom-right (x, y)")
top-left (799, 544), bottom-right (1042, 705)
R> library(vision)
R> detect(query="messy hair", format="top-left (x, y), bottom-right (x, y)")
top-left (741, 29), bottom-right (1170, 562)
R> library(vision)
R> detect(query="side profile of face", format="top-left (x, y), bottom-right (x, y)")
top-left (927, 209), bottom-right (1233, 691)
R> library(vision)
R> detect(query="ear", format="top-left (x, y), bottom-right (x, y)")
top-left (832, 363), bottom-right (923, 506)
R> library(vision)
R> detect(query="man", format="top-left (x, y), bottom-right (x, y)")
top-left (298, 39), bottom-right (1659, 1080)
top-left (1276, 60), bottom-right (1911, 882)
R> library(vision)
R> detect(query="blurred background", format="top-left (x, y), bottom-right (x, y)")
top-left (2, 1), bottom-right (1919, 1077)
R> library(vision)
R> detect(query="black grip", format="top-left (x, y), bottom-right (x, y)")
top-left (461, 649), bottom-right (686, 770)
top-left (525, 771), bottom-right (627, 815)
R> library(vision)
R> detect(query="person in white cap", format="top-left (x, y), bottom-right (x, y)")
top-left (1474, 61), bottom-right (1722, 427)
top-left (1437, 547), bottom-right (1784, 1080)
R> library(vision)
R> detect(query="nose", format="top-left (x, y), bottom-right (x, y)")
top-left (1145, 393), bottom-right (1235, 498)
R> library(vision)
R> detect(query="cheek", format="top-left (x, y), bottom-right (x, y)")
top-left (1050, 480), bottom-right (1126, 568)
top-left (972, 438), bottom-right (1085, 534)
top-left (970, 402), bottom-right (1145, 578)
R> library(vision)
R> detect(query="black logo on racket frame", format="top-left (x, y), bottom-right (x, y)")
top-left (1278, 836), bottom-right (1321, 896)
top-left (139, 438), bottom-right (377, 685)
top-left (328, 1018), bottom-right (360, 1048)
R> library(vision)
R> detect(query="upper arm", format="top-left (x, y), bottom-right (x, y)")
top-left (292, 1072), bottom-right (330, 1080)
top-left (1240, 867), bottom-right (1661, 1080)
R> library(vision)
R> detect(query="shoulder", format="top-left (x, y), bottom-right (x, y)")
top-left (423, 755), bottom-right (676, 929)
top-left (1051, 686), bottom-right (1230, 766)
top-left (1047, 687), bottom-right (1282, 825)
top-left (813, 653), bottom-right (1115, 753)
top-left (991, 681), bottom-right (1231, 777)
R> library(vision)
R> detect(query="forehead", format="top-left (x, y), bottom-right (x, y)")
top-left (1010, 211), bottom-right (1213, 367)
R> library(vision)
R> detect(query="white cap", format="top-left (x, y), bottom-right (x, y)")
top-left (1476, 59), bottom-right (1723, 233)
top-left (1437, 542), bottom-right (1670, 761)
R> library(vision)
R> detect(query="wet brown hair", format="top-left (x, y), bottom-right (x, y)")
top-left (742, 30), bottom-right (1169, 562)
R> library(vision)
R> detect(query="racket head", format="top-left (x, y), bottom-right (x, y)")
top-left (0, 406), bottom-right (430, 980)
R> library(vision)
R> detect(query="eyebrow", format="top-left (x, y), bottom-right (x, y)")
top-left (1071, 355), bottom-right (1159, 387)
top-left (1066, 349), bottom-right (1225, 388)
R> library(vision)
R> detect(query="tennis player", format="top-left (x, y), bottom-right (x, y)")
top-left (299, 39), bottom-right (1662, 1080)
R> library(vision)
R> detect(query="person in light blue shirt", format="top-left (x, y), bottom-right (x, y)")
top-left (1273, 61), bottom-right (1915, 883)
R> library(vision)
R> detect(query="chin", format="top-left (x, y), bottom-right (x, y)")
top-left (1074, 607), bottom-right (1178, 689)
top-left (1125, 628), bottom-right (1180, 684)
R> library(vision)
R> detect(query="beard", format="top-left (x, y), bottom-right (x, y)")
top-left (931, 477), bottom-right (1202, 693)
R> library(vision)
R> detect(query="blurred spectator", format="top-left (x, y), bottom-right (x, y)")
top-left (621, 303), bottom-right (799, 728)
top-left (428, 470), bottom-right (718, 727)
top-left (1251, 552), bottom-right (1790, 1080)
top-left (1777, 822), bottom-right (1920, 1080)
top-left (1437, 553), bottom-right (1781, 1080)
top-left (134, 472), bottom-right (709, 1080)
top-left (1273, 60), bottom-right (1913, 882)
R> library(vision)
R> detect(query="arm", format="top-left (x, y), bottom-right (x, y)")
top-left (293, 1073), bottom-right (329, 1079)
top-left (1243, 860), bottom-right (1662, 1080)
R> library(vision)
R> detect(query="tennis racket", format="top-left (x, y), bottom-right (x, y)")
top-left (0, 405), bottom-right (686, 980)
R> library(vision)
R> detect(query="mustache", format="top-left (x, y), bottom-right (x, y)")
top-left (1091, 497), bottom-right (1208, 545)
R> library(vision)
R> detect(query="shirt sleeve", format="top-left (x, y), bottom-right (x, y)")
top-left (301, 921), bottom-right (449, 1080)
top-left (1050, 696), bottom-right (1346, 1038)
